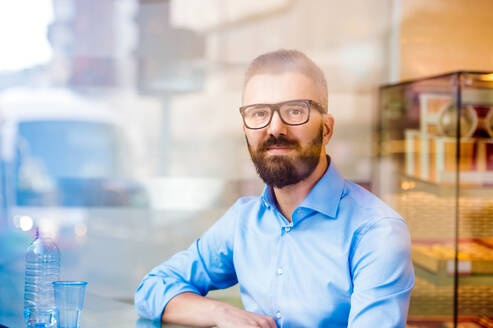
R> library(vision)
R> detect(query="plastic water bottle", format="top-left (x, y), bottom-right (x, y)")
top-left (24, 229), bottom-right (60, 327)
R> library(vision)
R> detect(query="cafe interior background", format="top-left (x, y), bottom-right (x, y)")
top-left (0, 0), bottom-right (492, 327)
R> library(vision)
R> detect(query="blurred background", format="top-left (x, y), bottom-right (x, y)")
top-left (0, 0), bottom-right (492, 327)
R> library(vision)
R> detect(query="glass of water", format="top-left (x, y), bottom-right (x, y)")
top-left (53, 281), bottom-right (88, 328)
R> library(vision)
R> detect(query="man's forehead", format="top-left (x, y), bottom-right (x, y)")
top-left (242, 71), bottom-right (321, 106)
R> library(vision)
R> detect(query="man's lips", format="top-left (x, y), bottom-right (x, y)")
top-left (265, 146), bottom-right (294, 154)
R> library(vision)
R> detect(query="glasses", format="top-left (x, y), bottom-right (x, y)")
top-left (239, 99), bottom-right (325, 129)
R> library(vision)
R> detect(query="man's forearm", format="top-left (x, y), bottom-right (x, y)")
top-left (163, 292), bottom-right (279, 328)
top-left (162, 292), bottom-right (222, 327)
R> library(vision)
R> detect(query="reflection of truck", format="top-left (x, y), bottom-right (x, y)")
top-left (0, 88), bottom-right (147, 238)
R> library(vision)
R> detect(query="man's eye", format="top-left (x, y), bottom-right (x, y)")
top-left (284, 106), bottom-right (305, 116)
top-left (288, 109), bottom-right (302, 115)
top-left (252, 110), bottom-right (268, 118)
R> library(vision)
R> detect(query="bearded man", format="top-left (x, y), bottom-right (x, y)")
top-left (135, 49), bottom-right (415, 328)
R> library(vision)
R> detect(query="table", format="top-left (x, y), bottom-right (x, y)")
top-left (1, 290), bottom-right (196, 328)
top-left (82, 292), bottom-right (195, 328)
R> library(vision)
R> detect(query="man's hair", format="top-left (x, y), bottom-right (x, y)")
top-left (243, 49), bottom-right (328, 112)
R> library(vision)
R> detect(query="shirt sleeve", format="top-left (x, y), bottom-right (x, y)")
top-left (348, 217), bottom-right (415, 328)
top-left (134, 201), bottom-right (240, 321)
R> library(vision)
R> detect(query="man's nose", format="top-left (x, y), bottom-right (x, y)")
top-left (266, 111), bottom-right (288, 136)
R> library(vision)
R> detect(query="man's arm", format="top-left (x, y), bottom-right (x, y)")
top-left (162, 292), bottom-right (277, 328)
top-left (348, 217), bottom-right (415, 328)
top-left (134, 200), bottom-right (278, 327)
top-left (134, 201), bottom-right (239, 321)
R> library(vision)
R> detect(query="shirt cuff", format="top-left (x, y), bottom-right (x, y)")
top-left (135, 278), bottom-right (201, 321)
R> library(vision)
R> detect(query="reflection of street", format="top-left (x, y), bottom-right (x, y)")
top-left (0, 206), bottom-right (242, 327)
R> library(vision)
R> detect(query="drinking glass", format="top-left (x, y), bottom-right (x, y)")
top-left (52, 281), bottom-right (88, 328)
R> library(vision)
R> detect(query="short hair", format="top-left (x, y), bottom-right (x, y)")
top-left (243, 49), bottom-right (328, 112)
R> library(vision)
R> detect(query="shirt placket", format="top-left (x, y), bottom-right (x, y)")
top-left (272, 212), bottom-right (293, 327)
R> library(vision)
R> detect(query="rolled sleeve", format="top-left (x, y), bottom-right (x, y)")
top-left (134, 201), bottom-right (240, 321)
top-left (348, 217), bottom-right (415, 328)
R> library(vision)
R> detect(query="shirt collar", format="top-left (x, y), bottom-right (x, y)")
top-left (260, 155), bottom-right (345, 219)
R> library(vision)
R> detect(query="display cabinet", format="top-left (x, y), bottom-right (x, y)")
top-left (375, 71), bottom-right (493, 328)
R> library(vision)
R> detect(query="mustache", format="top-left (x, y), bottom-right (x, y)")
top-left (258, 135), bottom-right (300, 152)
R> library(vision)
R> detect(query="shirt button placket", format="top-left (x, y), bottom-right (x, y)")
top-left (276, 225), bottom-right (289, 325)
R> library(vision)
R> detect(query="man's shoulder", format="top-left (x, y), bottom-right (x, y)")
top-left (205, 196), bottom-right (262, 236)
top-left (236, 195), bottom-right (261, 205)
top-left (226, 195), bottom-right (264, 219)
top-left (233, 195), bottom-right (262, 209)
top-left (214, 196), bottom-right (265, 232)
top-left (341, 181), bottom-right (411, 257)
top-left (341, 179), bottom-right (404, 225)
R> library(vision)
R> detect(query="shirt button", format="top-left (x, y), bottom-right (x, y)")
top-left (276, 312), bottom-right (282, 319)
top-left (277, 268), bottom-right (284, 275)
top-left (284, 226), bottom-right (291, 232)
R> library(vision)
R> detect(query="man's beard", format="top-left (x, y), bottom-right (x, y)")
top-left (247, 125), bottom-right (324, 188)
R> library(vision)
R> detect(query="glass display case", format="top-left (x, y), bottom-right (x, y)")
top-left (375, 71), bottom-right (493, 328)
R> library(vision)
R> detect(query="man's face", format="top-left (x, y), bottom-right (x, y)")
top-left (242, 71), bottom-right (333, 188)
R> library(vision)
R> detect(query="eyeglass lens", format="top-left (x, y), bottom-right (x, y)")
top-left (243, 101), bottom-right (309, 128)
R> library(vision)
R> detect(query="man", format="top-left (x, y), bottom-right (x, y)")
top-left (135, 49), bottom-right (415, 328)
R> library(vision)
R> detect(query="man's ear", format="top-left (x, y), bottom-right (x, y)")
top-left (322, 113), bottom-right (334, 145)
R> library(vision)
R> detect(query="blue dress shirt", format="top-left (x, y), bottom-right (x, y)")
top-left (135, 161), bottom-right (415, 327)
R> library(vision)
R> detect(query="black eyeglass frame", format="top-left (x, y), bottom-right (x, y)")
top-left (239, 99), bottom-right (326, 130)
